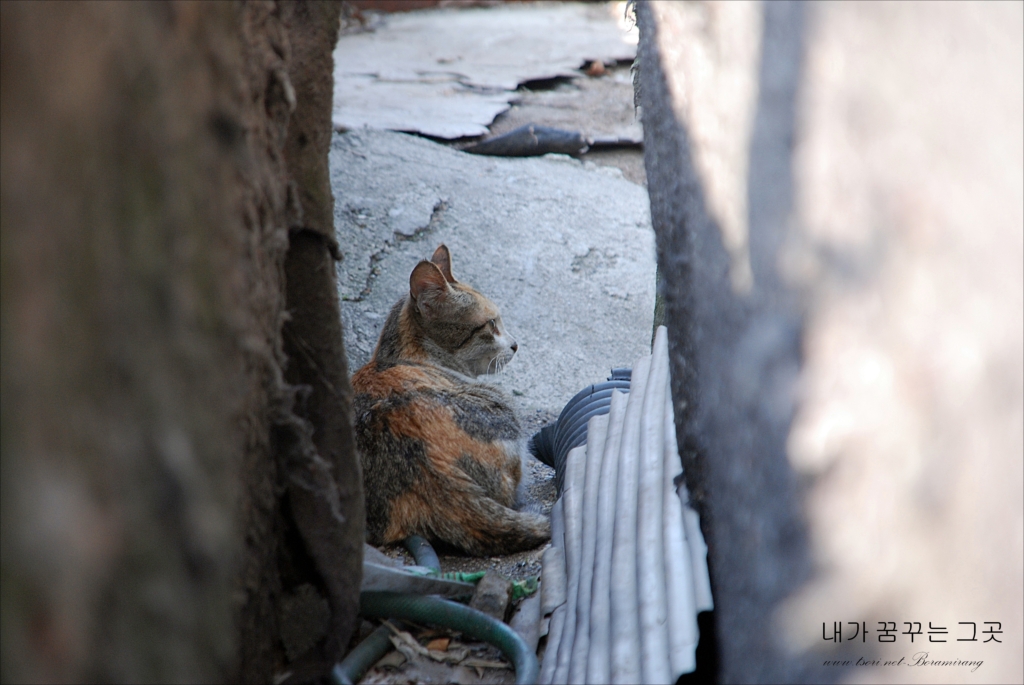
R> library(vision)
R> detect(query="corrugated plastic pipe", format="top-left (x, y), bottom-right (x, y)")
top-left (533, 371), bottom-right (631, 491)
top-left (662, 390), bottom-right (698, 676)
top-left (538, 497), bottom-right (567, 684)
top-left (684, 508), bottom-right (715, 613)
top-left (585, 389), bottom-right (628, 683)
top-left (609, 352), bottom-right (651, 684)
top-left (636, 327), bottom-right (672, 684)
top-left (538, 325), bottom-right (713, 684)
top-left (566, 412), bottom-right (611, 683)
top-left (550, 441), bottom-right (588, 684)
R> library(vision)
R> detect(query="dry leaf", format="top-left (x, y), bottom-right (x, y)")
top-left (386, 625), bottom-right (468, 664)
top-left (426, 637), bottom-right (450, 652)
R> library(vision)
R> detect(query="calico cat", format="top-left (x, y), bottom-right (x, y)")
top-left (352, 244), bottom-right (550, 556)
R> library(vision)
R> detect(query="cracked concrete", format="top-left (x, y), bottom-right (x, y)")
top-left (337, 194), bottom-right (448, 302)
top-left (332, 2), bottom-right (637, 139)
top-left (331, 128), bottom-right (656, 415)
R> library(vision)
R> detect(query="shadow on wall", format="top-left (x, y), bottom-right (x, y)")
top-left (0, 3), bottom-right (365, 682)
top-left (638, 2), bottom-right (828, 682)
top-left (639, 1), bottom-right (1023, 683)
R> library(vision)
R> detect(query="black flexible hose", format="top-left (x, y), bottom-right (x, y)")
top-left (402, 534), bottom-right (441, 573)
top-left (359, 591), bottom-right (539, 685)
top-left (332, 625), bottom-right (392, 685)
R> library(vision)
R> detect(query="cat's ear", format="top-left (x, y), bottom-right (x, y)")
top-left (410, 260), bottom-right (450, 317)
top-left (430, 244), bottom-right (457, 283)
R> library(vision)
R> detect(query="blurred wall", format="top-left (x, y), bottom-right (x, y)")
top-left (637, 1), bottom-right (1023, 682)
top-left (0, 2), bottom-right (361, 682)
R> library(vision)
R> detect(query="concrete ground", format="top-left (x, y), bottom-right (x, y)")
top-left (333, 2), bottom-right (637, 138)
top-left (487, 61), bottom-right (648, 186)
top-left (332, 128), bottom-right (655, 416)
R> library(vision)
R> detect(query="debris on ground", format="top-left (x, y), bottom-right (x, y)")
top-left (358, 619), bottom-right (518, 685)
top-left (461, 124), bottom-right (589, 157)
top-left (468, 572), bottom-right (515, 622)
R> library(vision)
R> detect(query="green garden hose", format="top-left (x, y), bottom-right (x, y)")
top-left (400, 536), bottom-right (538, 598)
top-left (331, 625), bottom-right (392, 685)
top-left (358, 590), bottom-right (539, 685)
top-left (443, 569), bottom-right (486, 583)
top-left (335, 536), bottom-right (538, 684)
top-left (511, 576), bottom-right (538, 601)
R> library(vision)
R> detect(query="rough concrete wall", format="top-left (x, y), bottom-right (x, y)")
top-left (1, 2), bottom-right (361, 683)
top-left (278, 0), bottom-right (365, 676)
top-left (233, 2), bottom-right (321, 681)
top-left (637, 1), bottom-right (1023, 683)
top-left (0, 3), bottom-right (264, 681)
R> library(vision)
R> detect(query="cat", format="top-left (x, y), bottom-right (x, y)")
top-left (351, 244), bottom-right (550, 556)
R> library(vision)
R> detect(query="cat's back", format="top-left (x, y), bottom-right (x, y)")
top-left (352, 358), bottom-right (519, 445)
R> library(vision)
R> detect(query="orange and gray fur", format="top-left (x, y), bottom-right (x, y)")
top-left (352, 245), bottom-right (550, 556)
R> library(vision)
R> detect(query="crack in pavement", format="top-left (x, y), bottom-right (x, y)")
top-left (343, 200), bottom-right (448, 302)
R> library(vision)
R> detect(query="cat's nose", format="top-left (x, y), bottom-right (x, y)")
top-left (511, 341), bottom-right (518, 353)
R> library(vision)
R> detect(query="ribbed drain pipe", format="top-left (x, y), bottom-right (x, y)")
top-left (538, 326), bottom-right (713, 685)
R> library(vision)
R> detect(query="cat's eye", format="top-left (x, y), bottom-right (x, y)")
top-left (488, 319), bottom-right (497, 331)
